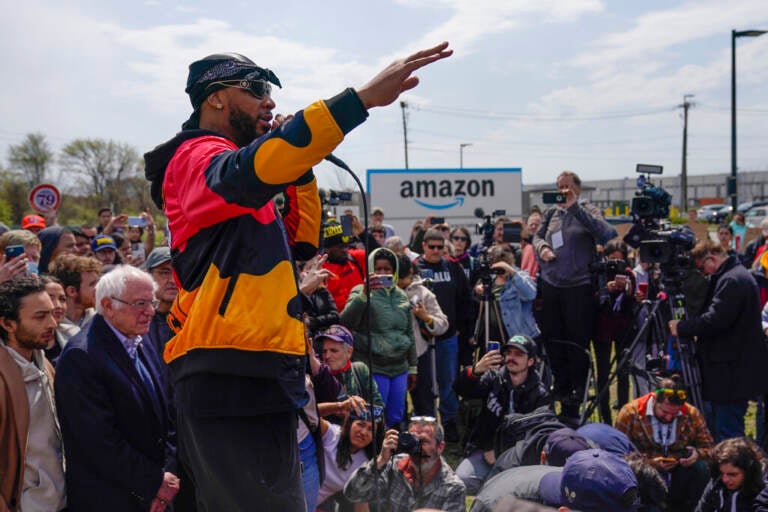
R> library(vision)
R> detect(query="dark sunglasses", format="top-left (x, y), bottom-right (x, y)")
top-left (451, 236), bottom-right (469, 242)
top-left (206, 72), bottom-right (272, 99)
top-left (426, 244), bottom-right (444, 250)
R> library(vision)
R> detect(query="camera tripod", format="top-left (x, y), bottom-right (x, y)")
top-left (581, 288), bottom-right (704, 423)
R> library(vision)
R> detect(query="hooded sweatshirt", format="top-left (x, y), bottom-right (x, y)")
top-left (340, 248), bottom-right (417, 377)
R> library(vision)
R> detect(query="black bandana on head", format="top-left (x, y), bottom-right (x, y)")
top-left (182, 52), bottom-right (282, 130)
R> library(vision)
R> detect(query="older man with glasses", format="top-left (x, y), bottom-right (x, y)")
top-left (344, 416), bottom-right (466, 512)
top-left (55, 265), bottom-right (178, 511)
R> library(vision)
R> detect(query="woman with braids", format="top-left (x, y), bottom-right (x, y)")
top-left (317, 408), bottom-right (384, 512)
top-left (695, 437), bottom-right (767, 512)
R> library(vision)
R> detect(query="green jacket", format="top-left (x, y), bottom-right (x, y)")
top-left (341, 248), bottom-right (417, 378)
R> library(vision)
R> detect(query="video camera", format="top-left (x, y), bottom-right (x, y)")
top-left (630, 164), bottom-right (671, 219)
top-left (474, 208), bottom-right (521, 248)
top-left (319, 189), bottom-right (352, 206)
top-left (589, 258), bottom-right (630, 281)
top-left (623, 164), bottom-right (694, 289)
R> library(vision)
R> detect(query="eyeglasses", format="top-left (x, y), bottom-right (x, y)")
top-left (426, 244), bottom-right (444, 250)
top-left (206, 72), bottom-right (272, 99)
top-left (410, 416), bottom-right (438, 424)
top-left (111, 297), bottom-right (160, 310)
top-left (451, 236), bottom-right (469, 242)
top-left (655, 388), bottom-right (687, 402)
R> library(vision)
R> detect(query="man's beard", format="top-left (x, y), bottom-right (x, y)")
top-left (412, 450), bottom-right (439, 473)
top-left (229, 106), bottom-right (264, 147)
top-left (15, 326), bottom-right (51, 352)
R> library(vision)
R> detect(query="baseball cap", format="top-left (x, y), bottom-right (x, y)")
top-left (538, 449), bottom-right (639, 511)
top-left (145, 247), bottom-right (172, 271)
top-left (316, 324), bottom-right (354, 346)
top-left (323, 219), bottom-right (349, 248)
top-left (22, 214), bottom-right (46, 230)
top-left (543, 428), bottom-right (592, 467)
top-left (91, 235), bottom-right (117, 252)
top-left (372, 206), bottom-right (385, 215)
top-left (502, 334), bottom-right (537, 357)
top-left (577, 423), bottom-right (637, 456)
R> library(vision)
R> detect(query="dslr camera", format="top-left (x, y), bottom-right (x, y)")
top-left (396, 431), bottom-right (422, 455)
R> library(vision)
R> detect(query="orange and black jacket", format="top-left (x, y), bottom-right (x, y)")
top-left (144, 89), bottom-right (368, 411)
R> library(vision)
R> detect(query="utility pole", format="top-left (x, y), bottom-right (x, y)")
top-left (400, 101), bottom-right (409, 169)
top-left (678, 94), bottom-right (695, 212)
top-left (459, 143), bottom-right (472, 168)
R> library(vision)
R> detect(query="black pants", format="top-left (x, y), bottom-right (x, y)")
top-left (411, 350), bottom-right (438, 417)
top-left (177, 410), bottom-right (305, 512)
top-left (540, 281), bottom-right (594, 410)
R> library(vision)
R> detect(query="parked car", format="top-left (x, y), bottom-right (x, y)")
top-left (696, 204), bottom-right (728, 223)
top-left (745, 205), bottom-right (768, 228)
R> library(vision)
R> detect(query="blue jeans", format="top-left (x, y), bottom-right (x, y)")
top-left (455, 449), bottom-right (492, 495)
top-left (705, 400), bottom-right (748, 442)
top-left (374, 372), bottom-right (408, 429)
top-left (436, 335), bottom-right (459, 422)
top-left (299, 434), bottom-right (319, 512)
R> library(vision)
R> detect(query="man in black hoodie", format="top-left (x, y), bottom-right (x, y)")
top-left (417, 227), bottom-right (472, 441)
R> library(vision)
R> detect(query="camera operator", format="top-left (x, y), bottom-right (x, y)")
top-left (343, 417), bottom-right (466, 512)
top-left (669, 239), bottom-right (768, 441)
top-left (593, 239), bottom-right (636, 424)
top-left (534, 171), bottom-right (617, 421)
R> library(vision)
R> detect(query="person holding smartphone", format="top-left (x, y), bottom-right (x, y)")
top-left (615, 377), bottom-right (714, 510)
top-left (340, 248), bottom-right (416, 429)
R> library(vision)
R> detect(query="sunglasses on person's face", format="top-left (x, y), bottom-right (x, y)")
top-left (426, 244), bottom-right (444, 250)
top-left (206, 72), bottom-right (272, 99)
top-left (451, 236), bottom-right (469, 242)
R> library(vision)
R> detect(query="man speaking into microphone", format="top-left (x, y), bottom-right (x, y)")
top-left (144, 44), bottom-right (452, 510)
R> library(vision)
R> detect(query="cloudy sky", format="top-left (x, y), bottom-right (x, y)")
top-left (1, 0), bottom-right (766, 192)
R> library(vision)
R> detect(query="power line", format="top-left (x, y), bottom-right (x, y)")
top-left (411, 104), bottom-right (677, 121)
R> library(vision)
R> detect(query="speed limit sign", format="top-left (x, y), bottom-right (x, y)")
top-left (28, 184), bottom-right (61, 213)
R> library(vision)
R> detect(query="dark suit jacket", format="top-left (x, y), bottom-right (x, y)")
top-left (54, 314), bottom-right (176, 511)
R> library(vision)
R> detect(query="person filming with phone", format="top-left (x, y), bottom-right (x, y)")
top-left (340, 248), bottom-right (416, 430)
top-left (615, 377), bottom-right (714, 511)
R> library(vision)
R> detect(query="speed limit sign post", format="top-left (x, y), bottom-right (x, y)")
top-left (29, 184), bottom-right (61, 213)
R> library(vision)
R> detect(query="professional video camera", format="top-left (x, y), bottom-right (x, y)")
top-left (630, 164), bottom-right (672, 219)
top-left (319, 189), bottom-right (352, 206)
top-left (473, 208), bottom-right (522, 283)
top-left (589, 258), bottom-right (631, 281)
top-left (623, 164), bottom-right (695, 289)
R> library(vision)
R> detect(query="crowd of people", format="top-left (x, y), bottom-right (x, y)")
top-left (5, 44), bottom-right (768, 512)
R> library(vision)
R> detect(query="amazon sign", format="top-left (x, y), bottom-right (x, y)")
top-left (366, 168), bottom-right (522, 234)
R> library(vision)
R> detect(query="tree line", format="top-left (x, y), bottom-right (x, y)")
top-left (1, 133), bottom-right (159, 228)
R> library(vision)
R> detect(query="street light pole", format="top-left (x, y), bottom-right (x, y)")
top-left (459, 143), bottom-right (472, 168)
top-left (731, 29), bottom-right (767, 209)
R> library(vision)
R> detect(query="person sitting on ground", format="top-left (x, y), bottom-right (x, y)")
top-left (454, 334), bottom-right (552, 494)
top-left (470, 428), bottom-right (592, 511)
top-left (344, 416), bottom-right (466, 512)
top-left (340, 247), bottom-right (416, 430)
top-left (615, 377), bottom-right (714, 511)
top-left (317, 406), bottom-right (384, 512)
top-left (316, 325), bottom-right (383, 423)
top-left (695, 437), bottom-right (767, 512)
top-left (538, 448), bottom-right (641, 511)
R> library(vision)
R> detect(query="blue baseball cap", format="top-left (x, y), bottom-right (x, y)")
top-left (538, 449), bottom-right (640, 511)
top-left (543, 428), bottom-right (593, 467)
top-left (577, 423), bottom-right (637, 456)
top-left (91, 234), bottom-right (117, 252)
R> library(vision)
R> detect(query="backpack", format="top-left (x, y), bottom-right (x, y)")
top-left (493, 405), bottom-right (559, 456)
